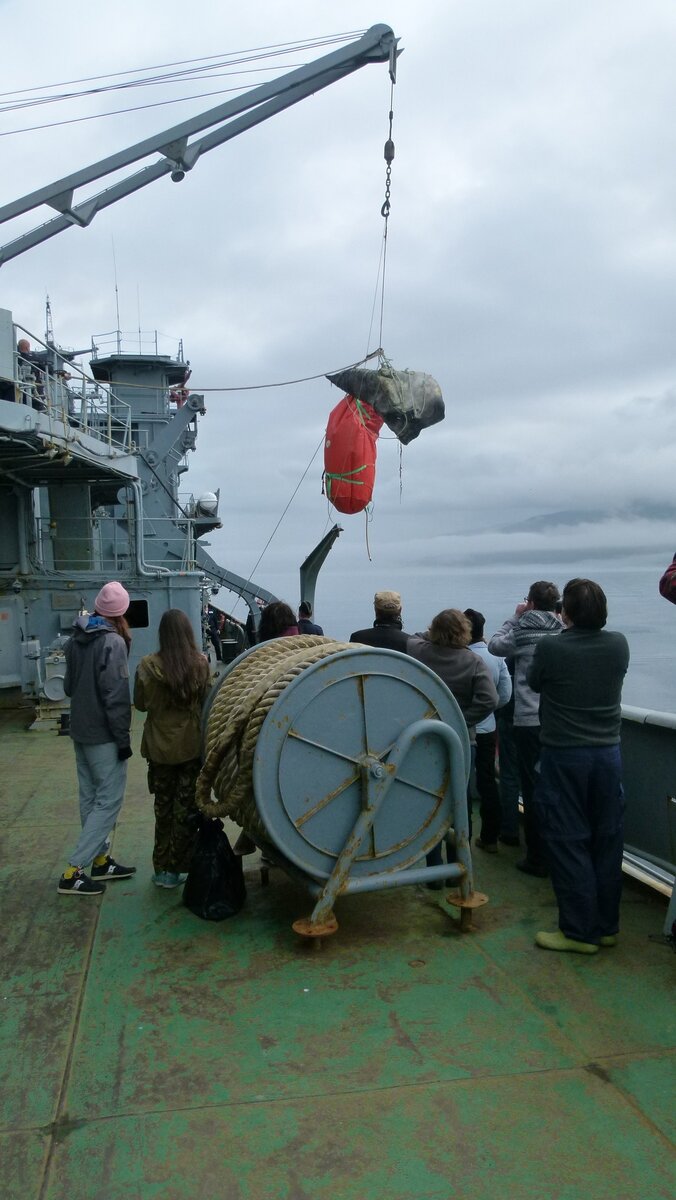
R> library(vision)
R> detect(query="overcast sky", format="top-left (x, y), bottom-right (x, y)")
top-left (2, 0), bottom-right (676, 645)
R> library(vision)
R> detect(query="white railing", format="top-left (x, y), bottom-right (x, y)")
top-left (33, 514), bottom-right (198, 573)
top-left (11, 325), bottom-right (132, 452)
top-left (90, 329), bottom-right (184, 361)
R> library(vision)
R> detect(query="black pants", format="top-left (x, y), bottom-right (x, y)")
top-left (513, 725), bottom-right (547, 870)
top-left (496, 709), bottom-right (521, 840)
top-left (475, 730), bottom-right (501, 844)
top-left (535, 745), bottom-right (624, 942)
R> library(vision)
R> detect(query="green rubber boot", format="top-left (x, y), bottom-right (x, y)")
top-left (535, 930), bottom-right (599, 954)
top-left (599, 935), bottom-right (618, 947)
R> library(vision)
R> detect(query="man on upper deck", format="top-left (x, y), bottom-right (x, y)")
top-left (16, 338), bottom-right (46, 411)
top-left (528, 578), bottom-right (629, 955)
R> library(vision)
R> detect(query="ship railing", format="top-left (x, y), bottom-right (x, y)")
top-left (12, 326), bottom-right (132, 453)
top-left (33, 513), bottom-right (199, 573)
top-left (620, 705), bottom-right (676, 895)
top-left (90, 329), bottom-right (184, 361)
top-left (76, 383), bottom-right (132, 451)
top-left (179, 493), bottom-right (212, 517)
top-left (179, 493), bottom-right (196, 516)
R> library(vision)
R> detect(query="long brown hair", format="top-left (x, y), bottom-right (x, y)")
top-left (97, 612), bottom-right (132, 653)
top-left (158, 609), bottom-right (209, 704)
top-left (258, 601), bottom-right (297, 642)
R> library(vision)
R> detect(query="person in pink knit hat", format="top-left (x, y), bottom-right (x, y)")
top-left (58, 581), bottom-right (136, 896)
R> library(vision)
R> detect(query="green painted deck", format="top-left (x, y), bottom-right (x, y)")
top-left (1, 708), bottom-right (675, 1200)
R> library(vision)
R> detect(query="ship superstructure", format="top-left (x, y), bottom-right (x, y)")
top-left (0, 25), bottom-right (399, 713)
top-left (0, 309), bottom-right (275, 710)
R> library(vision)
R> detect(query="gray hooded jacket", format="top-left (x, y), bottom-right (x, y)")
top-left (64, 615), bottom-right (131, 749)
top-left (488, 610), bottom-right (562, 727)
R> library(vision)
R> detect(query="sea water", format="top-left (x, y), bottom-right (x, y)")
top-left (318, 559), bottom-right (675, 714)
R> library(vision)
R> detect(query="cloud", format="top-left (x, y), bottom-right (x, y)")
top-left (2, 0), bottom-right (676, 619)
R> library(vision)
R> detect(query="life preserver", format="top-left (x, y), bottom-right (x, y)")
top-left (323, 395), bottom-right (383, 514)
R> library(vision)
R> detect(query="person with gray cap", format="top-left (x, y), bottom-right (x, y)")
top-left (350, 590), bottom-right (409, 652)
top-left (58, 581), bottom-right (136, 896)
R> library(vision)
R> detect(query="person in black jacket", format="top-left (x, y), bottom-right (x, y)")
top-left (297, 600), bottom-right (323, 635)
top-left (58, 581), bottom-right (136, 896)
top-left (206, 607), bottom-right (223, 661)
top-left (350, 590), bottom-right (409, 652)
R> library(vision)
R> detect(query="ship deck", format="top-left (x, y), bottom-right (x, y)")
top-left (2, 708), bottom-right (674, 1200)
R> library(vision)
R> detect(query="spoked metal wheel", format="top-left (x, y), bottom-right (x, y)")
top-left (252, 647), bottom-right (470, 882)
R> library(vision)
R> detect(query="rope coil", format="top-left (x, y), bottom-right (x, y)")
top-left (197, 636), bottom-right (353, 840)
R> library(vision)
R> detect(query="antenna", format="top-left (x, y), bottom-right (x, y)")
top-left (137, 284), bottom-right (142, 354)
top-left (45, 294), bottom-right (54, 346)
top-left (111, 237), bottom-right (121, 353)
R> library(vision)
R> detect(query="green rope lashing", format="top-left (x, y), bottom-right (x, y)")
top-left (325, 464), bottom-right (367, 501)
top-left (351, 396), bottom-right (368, 426)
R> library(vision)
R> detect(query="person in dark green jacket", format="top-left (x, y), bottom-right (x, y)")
top-left (134, 609), bottom-right (211, 889)
top-left (528, 578), bottom-right (629, 955)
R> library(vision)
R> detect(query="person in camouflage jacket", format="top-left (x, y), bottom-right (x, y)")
top-left (134, 609), bottom-right (210, 888)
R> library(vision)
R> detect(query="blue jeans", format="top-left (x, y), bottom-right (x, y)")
top-left (70, 741), bottom-right (128, 867)
top-left (535, 745), bottom-right (624, 943)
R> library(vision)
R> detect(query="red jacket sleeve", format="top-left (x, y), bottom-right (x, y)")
top-left (659, 559), bottom-right (676, 605)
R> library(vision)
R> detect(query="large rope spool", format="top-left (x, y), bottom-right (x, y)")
top-left (198, 636), bottom-right (481, 936)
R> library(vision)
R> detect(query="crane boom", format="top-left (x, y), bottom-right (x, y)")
top-left (0, 24), bottom-right (399, 267)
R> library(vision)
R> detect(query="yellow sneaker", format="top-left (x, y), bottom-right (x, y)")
top-left (535, 930), bottom-right (599, 954)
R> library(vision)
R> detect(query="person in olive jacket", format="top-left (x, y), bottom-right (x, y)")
top-left (134, 609), bottom-right (211, 889)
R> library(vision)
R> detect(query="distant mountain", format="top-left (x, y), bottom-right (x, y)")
top-left (500, 503), bottom-right (676, 534)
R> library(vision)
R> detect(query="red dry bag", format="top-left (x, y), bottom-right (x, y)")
top-left (323, 395), bottom-right (383, 515)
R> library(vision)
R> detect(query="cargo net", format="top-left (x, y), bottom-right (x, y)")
top-left (197, 636), bottom-right (352, 842)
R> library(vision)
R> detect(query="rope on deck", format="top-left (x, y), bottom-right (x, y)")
top-left (197, 635), bottom-right (353, 840)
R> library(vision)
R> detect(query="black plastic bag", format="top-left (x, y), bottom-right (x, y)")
top-left (326, 366), bottom-right (445, 444)
top-left (183, 818), bottom-right (246, 921)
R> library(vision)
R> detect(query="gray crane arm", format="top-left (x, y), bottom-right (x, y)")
top-left (0, 24), bottom-right (398, 267)
top-left (195, 544), bottom-right (277, 623)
